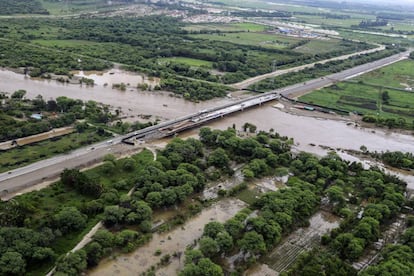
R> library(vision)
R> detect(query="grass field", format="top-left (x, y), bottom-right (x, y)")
top-left (299, 45), bottom-right (414, 117)
top-left (299, 82), bottom-right (414, 120)
top-left (184, 22), bottom-right (267, 32)
top-left (293, 14), bottom-right (367, 28)
top-left (374, 20), bottom-right (414, 32)
top-left (354, 59), bottom-right (414, 89)
top-left (293, 39), bottom-right (354, 54)
top-left (339, 29), bottom-right (412, 46)
top-left (214, 0), bottom-right (327, 13)
top-left (32, 39), bottom-right (100, 47)
top-left (158, 57), bottom-right (213, 68)
top-left (191, 32), bottom-right (300, 49)
top-left (39, 0), bottom-right (123, 15)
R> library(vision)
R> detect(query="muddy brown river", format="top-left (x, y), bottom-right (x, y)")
top-left (2, 68), bottom-right (414, 157)
top-left (0, 69), bottom-right (232, 120)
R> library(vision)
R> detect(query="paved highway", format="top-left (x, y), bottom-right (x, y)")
top-left (0, 49), bottom-right (410, 198)
top-left (232, 44), bottom-right (386, 90)
top-left (277, 50), bottom-right (410, 98)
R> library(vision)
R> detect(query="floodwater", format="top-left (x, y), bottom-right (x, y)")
top-left (198, 103), bottom-right (414, 156)
top-left (88, 198), bottom-right (246, 276)
top-left (3, 67), bottom-right (414, 158)
top-left (73, 69), bottom-right (160, 88)
top-left (202, 166), bottom-right (244, 200)
top-left (257, 211), bottom-right (340, 275)
top-left (337, 151), bottom-right (414, 190)
top-left (0, 69), bottom-right (232, 120)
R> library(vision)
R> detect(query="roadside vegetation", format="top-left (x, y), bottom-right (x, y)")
top-left (0, 91), bottom-right (119, 172)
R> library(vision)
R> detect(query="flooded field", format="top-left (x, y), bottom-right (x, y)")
top-left (88, 198), bottom-right (246, 276)
top-left (0, 69), bottom-right (233, 121)
top-left (73, 69), bottom-right (160, 88)
top-left (256, 211), bottom-right (340, 275)
top-left (202, 166), bottom-right (244, 200)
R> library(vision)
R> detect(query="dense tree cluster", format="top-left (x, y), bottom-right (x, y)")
top-left (0, 227), bottom-right (55, 275)
top-left (374, 151), bottom-right (414, 170)
top-left (360, 226), bottom-right (414, 275)
top-left (286, 249), bottom-right (357, 276)
top-left (0, 0), bottom-right (48, 15)
top-left (180, 250), bottom-right (223, 276)
top-left (61, 169), bottom-right (103, 197)
top-left (187, 128), bottom-right (408, 273)
top-left (362, 114), bottom-right (409, 129)
top-left (0, 93), bottom-right (113, 142)
top-left (286, 164), bottom-right (406, 274)
top-left (132, 138), bottom-right (206, 208)
top-left (357, 19), bottom-right (388, 28)
top-left (0, 40), bottom-right (111, 77)
top-left (159, 76), bottom-right (229, 101)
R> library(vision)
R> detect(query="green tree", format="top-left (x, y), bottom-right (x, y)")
top-left (55, 250), bottom-right (87, 276)
top-left (238, 231), bottom-right (267, 256)
top-left (208, 148), bottom-right (230, 169)
top-left (103, 205), bottom-right (127, 226)
top-left (224, 218), bottom-right (244, 239)
top-left (203, 222), bottom-right (225, 239)
top-left (199, 237), bottom-right (219, 258)
top-left (216, 231), bottom-right (233, 253)
top-left (85, 242), bottom-right (103, 267)
top-left (145, 191), bottom-right (163, 208)
top-left (53, 207), bottom-right (87, 234)
top-left (0, 251), bottom-right (26, 275)
top-left (93, 230), bottom-right (115, 248)
top-left (122, 158), bottom-right (136, 172)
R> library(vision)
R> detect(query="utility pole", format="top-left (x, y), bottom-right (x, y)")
top-left (272, 59), bottom-right (277, 87)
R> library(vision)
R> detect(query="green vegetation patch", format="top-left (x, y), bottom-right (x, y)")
top-left (32, 39), bottom-right (101, 47)
top-left (300, 81), bottom-right (414, 123)
top-left (190, 32), bottom-right (299, 49)
top-left (184, 22), bottom-right (267, 32)
top-left (293, 39), bottom-right (356, 54)
top-left (0, 0), bottom-right (48, 15)
top-left (298, 60), bottom-right (414, 128)
top-left (39, 0), bottom-right (122, 15)
top-left (354, 59), bottom-right (414, 89)
top-left (158, 57), bottom-right (213, 68)
top-left (0, 40), bottom-right (111, 77)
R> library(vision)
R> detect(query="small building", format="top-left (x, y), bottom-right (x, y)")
top-left (30, 113), bottom-right (43, 120)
